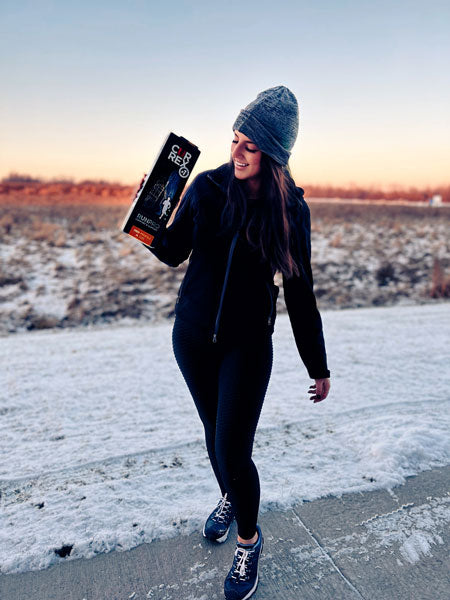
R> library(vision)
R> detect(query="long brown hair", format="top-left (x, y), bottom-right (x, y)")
top-left (219, 153), bottom-right (303, 279)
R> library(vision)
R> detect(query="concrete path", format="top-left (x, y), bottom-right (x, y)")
top-left (1, 466), bottom-right (449, 600)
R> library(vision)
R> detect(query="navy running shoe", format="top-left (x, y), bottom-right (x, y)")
top-left (203, 492), bottom-right (235, 543)
top-left (224, 523), bottom-right (264, 600)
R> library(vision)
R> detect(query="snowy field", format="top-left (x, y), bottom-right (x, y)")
top-left (1, 203), bottom-right (449, 334)
top-left (1, 302), bottom-right (449, 575)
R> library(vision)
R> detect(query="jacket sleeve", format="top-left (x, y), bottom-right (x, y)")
top-left (282, 195), bottom-right (330, 379)
top-left (146, 176), bottom-right (197, 268)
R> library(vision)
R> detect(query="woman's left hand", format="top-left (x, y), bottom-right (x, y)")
top-left (308, 378), bottom-right (330, 403)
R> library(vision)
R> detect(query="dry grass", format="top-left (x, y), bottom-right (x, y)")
top-left (308, 200), bottom-right (450, 224)
top-left (2, 178), bottom-right (449, 204)
top-left (430, 258), bottom-right (450, 298)
top-left (1, 201), bottom-right (449, 239)
top-left (0, 201), bottom-right (449, 334)
top-left (0, 205), bottom-right (125, 238)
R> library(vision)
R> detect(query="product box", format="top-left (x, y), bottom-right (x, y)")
top-left (121, 132), bottom-right (200, 247)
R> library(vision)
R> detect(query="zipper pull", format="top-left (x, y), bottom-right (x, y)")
top-left (268, 317), bottom-right (272, 326)
top-left (212, 334), bottom-right (217, 343)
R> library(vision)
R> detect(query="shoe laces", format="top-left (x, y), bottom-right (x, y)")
top-left (230, 546), bottom-right (255, 581)
top-left (213, 494), bottom-right (233, 523)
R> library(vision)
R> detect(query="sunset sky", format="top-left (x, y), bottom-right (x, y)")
top-left (1, 0), bottom-right (449, 188)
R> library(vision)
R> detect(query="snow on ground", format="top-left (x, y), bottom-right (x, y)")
top-left (0, 303), bottom-right (449, 574)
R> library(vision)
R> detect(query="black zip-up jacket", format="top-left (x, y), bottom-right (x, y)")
top-left (147, 162), bottom-right (330, 379)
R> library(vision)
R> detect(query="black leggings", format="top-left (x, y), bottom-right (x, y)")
top-left (172, 316), bottom-right (273, 539)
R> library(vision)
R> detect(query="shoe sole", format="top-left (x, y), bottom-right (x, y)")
top-left (202, 523), bottom-right (230, 543)
top-left (240, 574), bottom-right (258, 600)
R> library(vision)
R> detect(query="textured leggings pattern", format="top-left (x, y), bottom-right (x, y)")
top-left (172, 316), bottom-right (273, 539)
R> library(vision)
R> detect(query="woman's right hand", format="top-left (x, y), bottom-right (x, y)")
top-left (133, 173), bottom-right (147, 199)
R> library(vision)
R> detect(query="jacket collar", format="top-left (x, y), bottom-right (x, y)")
top-left (206, 162), bottom-right (232, 194)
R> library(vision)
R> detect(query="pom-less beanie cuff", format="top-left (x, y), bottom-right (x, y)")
top-left (233, 109), bottom-right (291, 166)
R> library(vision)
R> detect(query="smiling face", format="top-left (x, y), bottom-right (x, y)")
top-left (231, 130), bottom-right (262, 183)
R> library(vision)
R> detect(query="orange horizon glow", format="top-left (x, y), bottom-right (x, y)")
top-left (2, 139), bottom-right (449, 191)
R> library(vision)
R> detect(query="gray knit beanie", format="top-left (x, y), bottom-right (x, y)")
top-left (232, 85), bottom-right (299, 166)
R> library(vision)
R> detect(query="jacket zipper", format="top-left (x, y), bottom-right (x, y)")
top-left (176, 276), bottom-right (187, 305)
top-left (265, 280), bottom-right (274, 327)
top-left (212, 229), bottom-right (240, 343)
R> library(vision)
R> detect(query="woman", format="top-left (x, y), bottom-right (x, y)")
top-left (147, 85), bottom-right (330, 600)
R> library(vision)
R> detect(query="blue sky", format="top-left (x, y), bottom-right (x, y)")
top-left (1, 0), bottom-right (449, 187)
